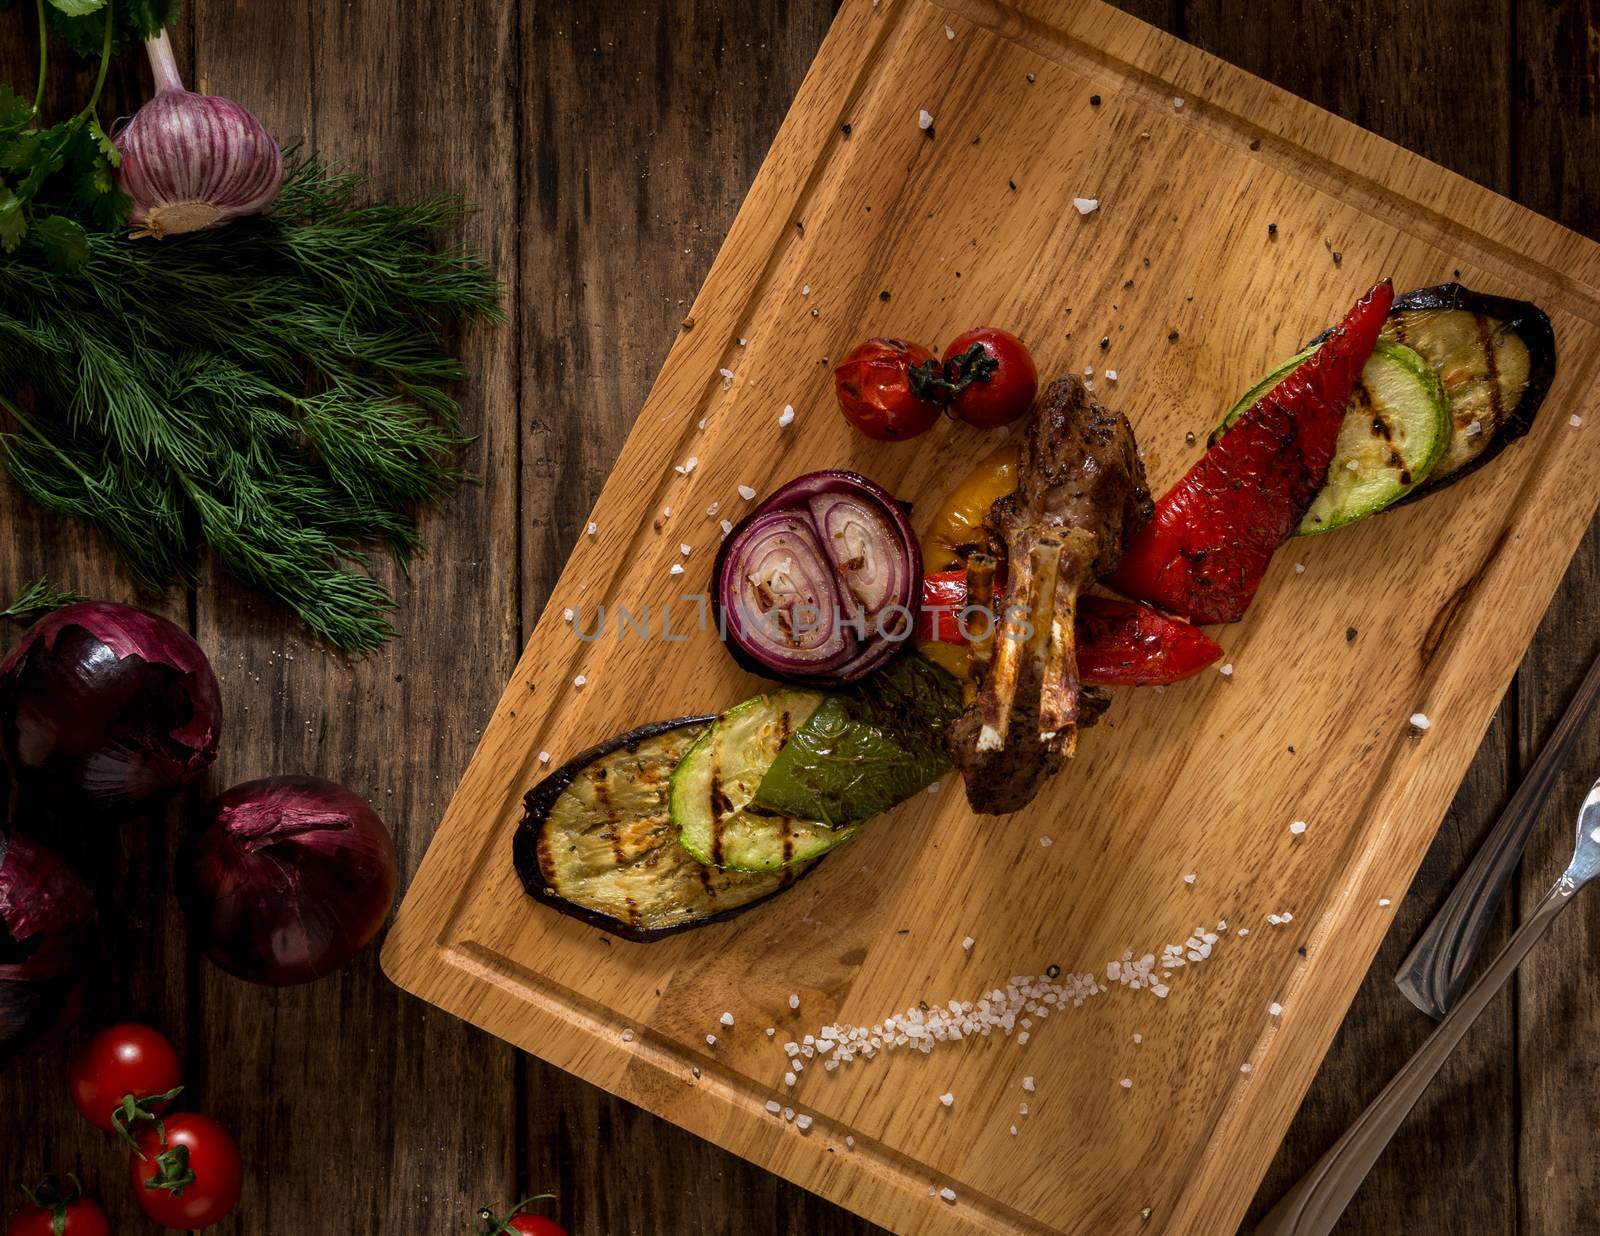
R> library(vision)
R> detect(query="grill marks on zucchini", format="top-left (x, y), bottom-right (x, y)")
top-left (673, 691), bottom-right (865, 873)
top-left (514, 715), bottom-right (815, 941)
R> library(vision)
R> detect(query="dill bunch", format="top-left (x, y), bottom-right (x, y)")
top-left (0, 150), bottom-right (502, 651)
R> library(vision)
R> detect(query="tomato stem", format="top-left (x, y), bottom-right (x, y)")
top-left (144, 1144), bottom-right (198, 1197)
top-left (113, 1084), bottom-right (185, 1157)
top-left (906, 343), bottom-right (1000, 405)
top-left (476, 1193), bottom-right (558, 1234)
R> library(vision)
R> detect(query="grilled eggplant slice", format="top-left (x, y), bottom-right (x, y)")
top-left (1306, 283), bottom-right (1556, 497)
top-left (513, 715), bottom-right (816, 941)
top-left (1380, 283), bottom-right (1555, 492)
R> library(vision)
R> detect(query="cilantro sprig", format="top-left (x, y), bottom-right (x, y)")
top-left (0, 0), bottom-right (178, 269)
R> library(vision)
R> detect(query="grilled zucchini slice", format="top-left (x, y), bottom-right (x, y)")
top-left (1216, 340), bottom-right (1450, 535)
top-left (513, 715), bottom-right (816, 941)
top-left (672, 690), bottom-right (863, 873)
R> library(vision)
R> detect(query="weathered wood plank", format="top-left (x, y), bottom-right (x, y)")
top-left (182, 0), bottom-right (524, 1230)
top-left (1179, 1), bottom-right (1521, 1230)
top-left (1513, 3), bottom-right (1600, 1233)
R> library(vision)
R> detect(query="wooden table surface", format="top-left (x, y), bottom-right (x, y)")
top-left (3, 2), bottom-right (1598, 1233)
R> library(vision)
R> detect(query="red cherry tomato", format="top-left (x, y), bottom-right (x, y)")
top-left (6, 1177), bottom-right (110, 1236)
top-left (942, 327), bottom-right (1037, 428)
top-left (70, 1023), bottom-right (182, 1133)
top-left (129, 1114), bottom-right (242, 1231)
top-left (477, 1196), bottom-right (564, 1236)
top-left (507, 1217), bottom-right (567, 1236)
top-left (833, 337), bottom-right (945, 441)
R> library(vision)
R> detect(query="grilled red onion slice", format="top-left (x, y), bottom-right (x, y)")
top-left (713, 470), bottom-right (920, 685)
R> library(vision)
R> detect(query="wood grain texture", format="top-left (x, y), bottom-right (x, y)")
top-left (382, 2), bottom-right (1600, 1233)
top-left (4, 2), bottom-right (1600, 1234)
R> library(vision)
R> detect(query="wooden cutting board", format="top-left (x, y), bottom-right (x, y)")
top-left (382, 1), bottom-right (1600, 1231)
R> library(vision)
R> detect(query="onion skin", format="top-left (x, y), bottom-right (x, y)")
top-left (178, 776), bottom-right (397, 987)
top-left (115, 31), bottom-right (284, 240)
top-left (0, 832), bottom-right (96, 1066)
top-left (713, 470), bottom-right (921, 686)
top-left (0, 603), bottom-right (222, 812)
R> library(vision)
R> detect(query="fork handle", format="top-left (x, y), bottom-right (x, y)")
top-left (1395, 648), bottom-right (1600, 1017)
top-left (1254, 880), bottom-right (1575, 1236)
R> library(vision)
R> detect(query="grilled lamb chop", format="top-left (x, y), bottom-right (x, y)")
top-left (947, 376), bottom-right (1151, 814)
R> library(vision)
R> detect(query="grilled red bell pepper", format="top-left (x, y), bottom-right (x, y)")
top-left (915, 571), bottom-right (1223, 684)
top-left (1108, 280), bottom-right (1394, 623)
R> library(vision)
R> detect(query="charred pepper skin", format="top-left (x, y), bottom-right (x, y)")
top-left (1109, 279), bottom-right (1394, 624)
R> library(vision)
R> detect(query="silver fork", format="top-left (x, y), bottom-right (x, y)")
top-left (1395, 647), bottom-right (1600, 1017)
top-left (1253, 772), bottom-right (1600, 1236)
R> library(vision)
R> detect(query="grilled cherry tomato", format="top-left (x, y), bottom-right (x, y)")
top-left (942, 328), bottom-right (1037, 429)
top-left (70, 1023), bottom-right (182, 1134)
top-left (833, 337), bottom-right (945, 441)
top-left (129, 1114), bottom-right (241, 1231)
top-left (7, 1176), bottom-right (110, 1236)
top-left (477, 1196), bottom-right (564, 1236)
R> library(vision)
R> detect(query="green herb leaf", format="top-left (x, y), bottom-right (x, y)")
top-left (0, 85), bottom-right (33, 133)
top-left (2, 575), bottom-right (84, 618)
top-left (750, 655), bottom-right (963, 825)
top-left (0, 150), bottom-right (502, 651)
top-left (32, 214), bottom-right (87, 271)
top-left (46, 0), bottom-right (108, 16)
top-left (0, 188), bottom-right (24, 252)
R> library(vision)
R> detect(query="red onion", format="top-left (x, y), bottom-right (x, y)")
top-left (713, 470), bottom-right (921, 685)
top-left (115, 30), bottom-right (284, 240)
top-left (0, 603), bottom-right (222, 810)
top-left (0, 832), bottom-right (96, 1065)
top-left (178, 776), bottom-right (397, 986)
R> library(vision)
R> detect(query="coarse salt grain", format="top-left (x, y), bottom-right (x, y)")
top-left (573, 675), bottom-right (587, 688)
top-left (1073, 197), bottom-right (1100, 215)
top-left (962, 936), bottom-right (975, 952)
top-left (918, 109), bottom-right (935, 130)
top-left (783, 1107), bottom-right (795, 1122)
top-left (801, 284), bottom-right (810, 296)
top-left (1106, 370), bottom-right (1118, 380)
top-left (705, 501), bottom-right (719, 517)
top-left (778, 405), bottom-right (795, 428)
top-left (669, 564), bottom-right (684, 576)
top-left (1294, 562), bottom-right (1305, 574)
top-left (1410, 712), bottom-right (1432, 731)
top-left (718, 368), bottom-right (734, 389)
top-left (784, 1071), bottom-right (796, 1086)
top-left (1010, 1125), bottom-right (1019, 1136)
top-left (622, 1028), bottom-right (634, 1042)
top-left (1022, 1076), bottom-right (1036, 1093)
top-left (538, 751), bottom-right (551, 764)
top-left (1237, 927), bottom-right (1250, 938)
top-left (1572, 414), bottom-right (1584, 428)
top-left (720, 520), bottom-right (734, 535)
top-left (720, 1011), bottom-right (734, 1026)
top-left (789, 993), bottom-right (800, 1009)
top-left (705, 1034), bottom-right (716, 1046)
top-left (1133, 1033), bottom-right (1143, 1044)
top-left (738, 484), bottom-right (757, 500)
top-left (939, 1092), bottom-right (954, 1107)
top-left (939, 1187), bottom-right (957, 1203)
top-left (1219, 663), bottom-right (1234, 677)
top-left (680, 543), bottom-right (693, 556)
top-left (766, 1027), bottom-right (776, 1036)
top-left (796, 1114), bottom-right (813, 1131)
top-left (1240, 1062), bottom-right (1253, 1074)
top-left (563, 607), bottom-right (574, 622)
top-left (1173, 96), bottom-right (1185, 109)
top-left (1039, 836), bottom-right (1053, 848)
top-left (1379, 898), bottom-right (1392, 907)
top-left (586, 522), bottom-right (598, 536)
top-left (1120, 1077), bottom-right (1133, 1089)
top-left (1289, 820), bottom-right (1307, 836)
top-left (1183, 873), bottom-right (1196, 885)
top-left (1269, 1002), bottom-right (1282, 1016)
top-left (766, 1100), bottom-right (782, 1115)
top-left (845, 1135), bottom-right (855, 1148)
top-left (943, 23), bottom-right (955, 38)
